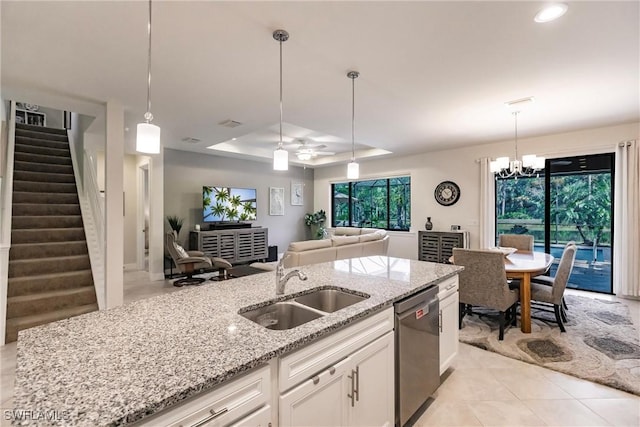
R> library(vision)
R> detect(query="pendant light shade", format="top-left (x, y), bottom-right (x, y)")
top-left (136, 122), bottom-right (161, 154)
top-left (273, 29), bottom-right (289, 171)
top-left (136, 0), bottom-right (160, 154)
top-left (347, 71), bottom-right (360, 180)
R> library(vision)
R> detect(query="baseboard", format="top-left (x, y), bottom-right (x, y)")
top-left (123, 263), bottom-right (137, 271)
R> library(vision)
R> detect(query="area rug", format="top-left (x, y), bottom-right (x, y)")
top-left (458, 295), bottom-right (640, 396)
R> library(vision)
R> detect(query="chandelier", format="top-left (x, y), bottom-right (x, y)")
top-left (490, 110), bottom-right (545, 178)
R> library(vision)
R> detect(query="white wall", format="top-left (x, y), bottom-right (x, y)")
top-left (164, 149), bottom-right (314, 253)
top-left (37, 106), bottom-right (64, 129)
top-left (314, 122), bottom-right (640, 259)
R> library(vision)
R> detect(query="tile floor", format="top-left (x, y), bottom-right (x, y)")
top-left (1, 273), bottom-right (639, 426)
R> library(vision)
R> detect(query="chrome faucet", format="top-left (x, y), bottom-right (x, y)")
top-left (276, 257), bottom-right (307, 295)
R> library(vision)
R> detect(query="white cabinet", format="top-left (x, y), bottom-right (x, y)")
top-left (280, 332), bottom-right (394, 427)
top-left (279, 308), bottom-right (395, 427)
top-left (438, 276), bottom-right (459, 375)
top-left (137, 365), bottom-right (271, 427)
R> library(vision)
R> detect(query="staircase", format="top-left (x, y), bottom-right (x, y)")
top-left (6, 123), bottom-right (98, 343)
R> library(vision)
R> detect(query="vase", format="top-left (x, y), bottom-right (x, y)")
top-left (425, 217), bottom-right (433, 231)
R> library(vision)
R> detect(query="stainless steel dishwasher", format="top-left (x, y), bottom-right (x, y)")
top-left (395, 284), bottom-right (440, 426)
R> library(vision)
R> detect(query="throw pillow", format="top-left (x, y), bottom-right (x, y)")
top-left (175, 244), bottom-right (189, 259)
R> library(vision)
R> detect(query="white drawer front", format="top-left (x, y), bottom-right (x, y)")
top-left (137, 365), bottom-right (270, 427)
top-left (278, 307), bottom-right (394, 393)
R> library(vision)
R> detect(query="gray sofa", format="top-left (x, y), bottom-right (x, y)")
top-left (282, 227), bottom-right (389, 268)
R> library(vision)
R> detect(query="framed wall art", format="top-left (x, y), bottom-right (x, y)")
top-left (269, 187), bottom-right (285, 216)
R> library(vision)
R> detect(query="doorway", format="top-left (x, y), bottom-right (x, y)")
top-left (496, 153), bottom-right (614, 294)
top-left (137, 162), bottom-right (150, 271)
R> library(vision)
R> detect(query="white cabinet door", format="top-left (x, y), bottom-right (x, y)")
top-left (346, 332), bottom-right (394, 427)
top-left (279, 358), bottom-right (350, 427)
top-left (439, 290), bottom-right (459, 375)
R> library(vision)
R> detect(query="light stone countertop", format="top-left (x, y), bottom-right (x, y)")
top-left (12, 256), bottom-right (461, 426)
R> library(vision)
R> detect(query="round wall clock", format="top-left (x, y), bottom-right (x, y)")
top-left (434, 181), bottom-right (460, 206)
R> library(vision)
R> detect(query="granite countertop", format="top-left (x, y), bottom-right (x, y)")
top-left (13, 256), bottom-right (461, 426)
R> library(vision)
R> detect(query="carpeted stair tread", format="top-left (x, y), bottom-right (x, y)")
top-left (15, 136), bottom-right (69, 151)
top-left (14, 151), bottom-right (72, 166)
top-left (9, 254), bottom-right (90, 277)
top-left (12, 203), bottom-right (81, 216)
top-left (14, 160), bottom-right (73, 174)
top-left (16, 123), bottom-right (68, 135)
top-left (5, 303), bottom-right (98, 343)
top-left (11, 215), bottom-right (83, 229)
top-left (15, 143), bottom-right (70, 158)
top-left (12, 191), bottom-right (78, 204)
top-left (7, 286), bottom-right (97, 318)
top-left (13, 180), bottom-right (77, 194)
top-left (8, 270), bottom-right (93, 297)
top-left (13, 170), bottom-right (75, 184)
top-left (12, 227), bottom-right (86, 244)
top-left (10, 241), bottom-right (88, 260)
top-left (15, 128), bottom-right (69, 142)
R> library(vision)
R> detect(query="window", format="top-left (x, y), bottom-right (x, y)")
top-left (331, 176), bottom-right (410, 231)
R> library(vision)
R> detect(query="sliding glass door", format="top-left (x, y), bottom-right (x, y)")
top-left (496, 153), bottom-right (614, 294)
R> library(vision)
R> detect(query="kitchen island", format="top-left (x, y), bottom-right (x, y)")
top-left (12, 256), bottom-right (461, 426)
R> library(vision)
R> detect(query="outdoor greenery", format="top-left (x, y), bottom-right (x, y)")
top-left (332, 177), bottom-right (411, 230)
top-left (496, 172), bottom-right (612, 246)
top-left (203, 186), bottom-right (257, 222)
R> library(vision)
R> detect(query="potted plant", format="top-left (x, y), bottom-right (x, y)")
top-left (304, 209), bottom-right (327, 240)
top-left (166, 215), bottom-right (184, 238)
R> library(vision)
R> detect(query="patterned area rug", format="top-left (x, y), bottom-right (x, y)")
top-left (458, 295), bottom-right (640, 396)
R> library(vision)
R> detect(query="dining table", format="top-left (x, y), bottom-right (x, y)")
top-left (504, 250), bottom-right (555, 333)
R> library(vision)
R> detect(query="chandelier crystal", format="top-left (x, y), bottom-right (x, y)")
top-left (490, 111), bottom-right (545, 178)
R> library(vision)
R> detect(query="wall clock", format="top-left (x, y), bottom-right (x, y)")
top-left (434, 181), bottom-right (460, 206)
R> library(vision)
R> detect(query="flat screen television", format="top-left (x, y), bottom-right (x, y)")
top-left (203, 186), bottom-right (257, 222)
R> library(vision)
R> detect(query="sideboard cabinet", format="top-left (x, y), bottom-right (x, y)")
top-left (418, 231), bottom-right (469, 264)
top-left (189, 228), bottom-right (268, 264)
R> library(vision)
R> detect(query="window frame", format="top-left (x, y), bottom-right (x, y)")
top-left (331, 176), bottom-right (411, 231)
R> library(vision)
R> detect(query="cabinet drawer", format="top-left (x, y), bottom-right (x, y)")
top-left (137, 365), bottom-right (270, 427)
top-left (278, 308), bottom-right (393, 393)
top-left (437, 276), bottom-right (459, 300)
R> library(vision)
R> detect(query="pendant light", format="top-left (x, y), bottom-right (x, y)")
top-left (347, 71), bottom-right (360, 180)
top-left (273, 29), bottom-right (289, 171)
top-left (136, 0), bottom-right (160, 154)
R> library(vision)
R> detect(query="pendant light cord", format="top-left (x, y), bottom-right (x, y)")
top-left (145, 0), bottom-right (153, 122)
top-left (351, 74), bottom-right (355, 162)
top-left (513, 110), bottom-right (519, 159)
top-left (279, 37), bottom-right (283, 148)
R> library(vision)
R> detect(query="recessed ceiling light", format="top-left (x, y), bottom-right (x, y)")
top-left (535, 3), bottom-right (568, 23)
top-left (232, 138), bottom-right (237, 141)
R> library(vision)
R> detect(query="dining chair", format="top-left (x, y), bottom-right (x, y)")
top-left (529, 244), bottom-right (577, 332)
top-left (498, 234), bottom-right (534, 251)
top-left (453, 248), bottom-right (520, 340)
top-left (531, 241), bottom-right (575, 310)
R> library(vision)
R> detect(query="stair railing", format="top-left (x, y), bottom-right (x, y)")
top-left (0, 100), bottom-right (18, 344)
top-left (67, 131), bottom-right (106, 310)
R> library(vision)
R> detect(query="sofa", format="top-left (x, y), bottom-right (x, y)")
top-left (282, 227), bottom-right (389, 268)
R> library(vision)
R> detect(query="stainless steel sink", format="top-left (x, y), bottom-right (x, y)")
top-left (294, 289), bottom-right (369, 313)
top-left (240, 302), bottom-right (323, 330)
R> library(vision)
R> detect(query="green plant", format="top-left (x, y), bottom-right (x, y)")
top-left (166, 215), bottom-right (184, 237)
top-left (304, 209), bottom-right (326, 226)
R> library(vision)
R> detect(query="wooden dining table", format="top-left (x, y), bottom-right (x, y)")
top-left (504, 251), bottom-right (554, 333)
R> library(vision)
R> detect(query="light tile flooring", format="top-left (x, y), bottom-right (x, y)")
top-left (1, 272), bottom-right (639, 426)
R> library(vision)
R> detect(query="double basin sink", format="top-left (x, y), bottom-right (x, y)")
top-left (240, 288), bottom-right (370, 330)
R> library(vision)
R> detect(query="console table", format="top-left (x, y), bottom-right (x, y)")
top-left (418, 230), bottom-right (469, 264)
top-left (189, 228), bottom-right (268, 264)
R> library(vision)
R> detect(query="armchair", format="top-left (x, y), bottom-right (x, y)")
top-left (165, 231), bottom-right (212, 286)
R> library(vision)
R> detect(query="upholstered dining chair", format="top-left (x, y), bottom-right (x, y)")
top-left (165, 231), bottom-right (212, 286)
top-left (498, 234), bottom-right (534, 251)
top-left (531, 241), bottom-right (575, 310)
top-left (453, 248), bottom-right (520, 340)
top-left (529, 243), bottom-right (577, 332)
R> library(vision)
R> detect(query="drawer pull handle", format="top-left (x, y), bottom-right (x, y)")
top-left (446, 284), bottom-right (456, 290)
top-left (189, 407), bottom-right (228, 427)
top-left (329, 367), bottom-right (336, 375)
top-left (439, 311), bottom-right (443, 333)
top-left (313, 375), bottom-right (320, 385)
top-left (354, 365), bottom-right (360, 402)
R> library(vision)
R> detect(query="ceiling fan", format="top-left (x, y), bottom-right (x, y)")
top-left (284, 139), bottom-right (335, 161)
